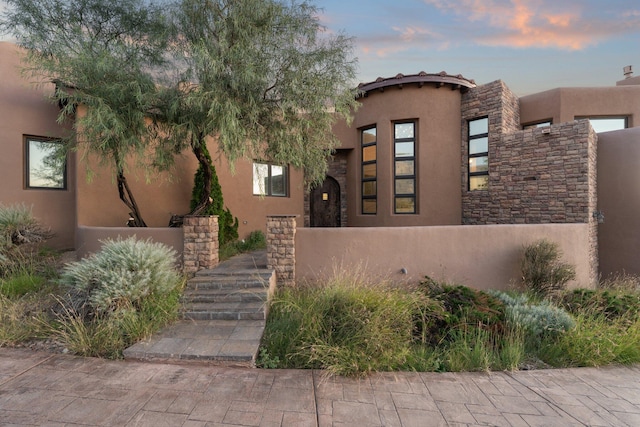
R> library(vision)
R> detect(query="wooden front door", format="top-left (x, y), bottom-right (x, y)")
top-left (310, 176), bottom-right (341, 227)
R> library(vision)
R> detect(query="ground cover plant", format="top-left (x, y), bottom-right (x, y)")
top-left (259, 269), bottom-right (640, 376)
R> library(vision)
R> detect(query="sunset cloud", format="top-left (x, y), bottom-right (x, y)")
top-left (422, 0), bottom-right (640, 50)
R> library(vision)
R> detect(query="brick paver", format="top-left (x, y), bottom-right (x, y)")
top-left (1, 348), bottom-right (639, 426)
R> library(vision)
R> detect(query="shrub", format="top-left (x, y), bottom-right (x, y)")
top-left (521, 239), bottom-right (575, 297)
top-left (539, 314), bottom-right (640, 367)
top-left (0, 272), bottom-right (45, 298)
top-left (261, 271), bottom-right (443, 376)
top-left (60, 237), bottom-right (181, 314)
top-left (491, 291), bottom-right (575, 341)
top-left (0, 203), bottom-right (51, 249)
top-left (420, 280), bottom-right (505, 344)
top-left (561, 289), bottom-right (640, 321)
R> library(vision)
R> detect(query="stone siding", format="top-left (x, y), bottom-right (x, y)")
top-left (267, 215), bottom-right (297, 287)
top-left (183, 215), bottom-right (219, 275)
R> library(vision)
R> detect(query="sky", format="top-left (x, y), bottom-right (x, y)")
top-left (1, 0), bottom-right (638, 96)
top-left (316, 0), bottom-right (640, 96)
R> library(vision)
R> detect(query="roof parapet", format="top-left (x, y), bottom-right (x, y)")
top-left (357, 71), bottom-right (476, 96)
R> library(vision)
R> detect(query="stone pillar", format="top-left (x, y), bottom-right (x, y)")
top-left (183, 215), bottom-right (219, 275)
top-left (267, 215), bottom-right (297, 287)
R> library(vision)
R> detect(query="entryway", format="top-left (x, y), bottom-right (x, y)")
top-left (310, 176), bottom-right (341, 227)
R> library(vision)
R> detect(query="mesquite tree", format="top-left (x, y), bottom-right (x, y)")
top-left (156, 0), bottom-right (359, 215)
top-left (1, 0), bottom-right (170, 226)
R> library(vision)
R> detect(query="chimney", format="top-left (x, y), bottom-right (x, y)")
top-left (623, 65), bottom-right (633, 79)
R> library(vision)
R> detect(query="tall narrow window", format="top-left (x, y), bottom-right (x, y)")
top-left (394, 122), bottom-right (416, 214)
top-left (25, 137), bottom-right (66, 189)
top-left (468, 117), bottom-right (489, 191)
top-left (361, 126), bottom-right (377, 214)
top-left (253, 162), bottom-right (288, 197)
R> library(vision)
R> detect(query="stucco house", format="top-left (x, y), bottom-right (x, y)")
top-left (2, 41), bottom-right (639, 286)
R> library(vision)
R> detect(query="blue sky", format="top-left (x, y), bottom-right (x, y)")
top-left (317, 0), bottom-right (640, 95)
top-left (1, 0), bottom-right (638, 96)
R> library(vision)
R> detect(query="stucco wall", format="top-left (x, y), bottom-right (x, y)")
top-left (520, 87), bottom-right (640, 128)
top-left (597, 127), bottom-right (640, 277)
top-left (75, 137), bottom-right (306, 239)
top-left (296, 224), bottom-right (594, 290)
top-left (334, 84), bottom-right (464, 227)
top-left (0, 42), bottom-right (76, 249)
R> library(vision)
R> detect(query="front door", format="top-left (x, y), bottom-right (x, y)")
top-left (310, 176), bottom-right (341, 227)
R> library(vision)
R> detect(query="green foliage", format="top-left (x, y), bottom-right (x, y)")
top-left (219, 230), bottom-right (267, 261)
top-left (157, 0), bottom-right (359, 189)
top-left (0, 273), bottom-right (45, 298)
top-left (261, 272), bottom-right (440, 376)
top-left (521, 239), bottom-right (576, 297)
top-left (189, 146), bottom-right (238, 245)
top-left (60, 237), bottom-right (181, 314)
top-left (51, 287), bottom-right (182, 358)
top-left (0, 293), bottom-right (52, 346)
top-left (0, 203), bottom-right (51, 250)
top-left (491, 291), bottom-right (575, 342)
top-left (420, 279), bottom-right (505, 343)
top-left (561, 288), bottom-right (640, 321)
top-left (538, 315), bottom-right (640, 367)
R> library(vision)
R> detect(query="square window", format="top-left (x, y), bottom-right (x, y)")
top-left (394, 123), bottom-right (414, 139)
top-left (469, 175), bottom-right (489, 191)
top-left (395, 141), bottom-right (414, 158)
top-left (26, 137), bottom-right (66, 189)
top-left (395, 179), bottom-right (415, 195)
top-left (469, 118), bottom-right (488, 136)
top-left (362, 181), bottom-right (376, 197)
top-left (395, 160), bottom-right (414, 176)
top-left (395, 197), bottom-right (415, 214)
top-left (363, 199), bottom-right (377, 214)
top-left (469, 137), bottom-right (488, 155)
top-left (253, 162), bottom-right (288, 197)
top-left (469, 156), bottom-right (488, 173)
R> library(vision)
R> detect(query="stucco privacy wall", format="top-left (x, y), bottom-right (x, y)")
top-left (597, 127), bottom-right (640, 278)
top-left (295, 224), bottom-right (593, 290)
top-left (0, 42), bottom-right (75, 249)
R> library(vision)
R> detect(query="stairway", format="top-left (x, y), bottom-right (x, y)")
top-left (123, 251), bottom-right (275, 366)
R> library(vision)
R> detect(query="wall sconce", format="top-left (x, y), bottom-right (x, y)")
top-left (592, 211), bottom-right (605, 224)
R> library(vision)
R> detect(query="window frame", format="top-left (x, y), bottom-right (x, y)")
top-left (361, 125), bottom-right (377, 215)
top-left (393, 121), bottom-right (416, 214)
top-left (24, 136), bottom-right (67, 190)
top-left (468, 117), bottom-right (489, 192)
top-left (522, 120), bottom-right (552, 130)
top-left (252, 162), bottom-right (288, 197)
top-left (575, 116), bottom-right (628, 133)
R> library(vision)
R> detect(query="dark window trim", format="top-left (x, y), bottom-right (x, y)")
top-left (24, 135), bottom-right (67, 190)
top-left (468, 117), bottom-right (489, 192)
top-left (252, 162), bottom-right (289, 197)
top-left (361, 125), bottom-right (377, 215)
top-left (393, 121), bottom-right (416, 214)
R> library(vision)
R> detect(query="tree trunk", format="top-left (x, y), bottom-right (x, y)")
top-left (189, 136), bottom-right (213, 215)
top-left (117, 171), bottom-right (147, 227)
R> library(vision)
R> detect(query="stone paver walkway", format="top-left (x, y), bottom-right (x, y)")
top-left (1, 348), bottom-right (640, 426)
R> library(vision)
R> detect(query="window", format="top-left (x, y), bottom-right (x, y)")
top-left (468, 117), bottom-right (488, 191)
top-left (25, 137), bottom-right (66, 189)
top-left (394, 122), bottom-right (416, 214)
top-left (522, 120), bottom-right (552, 130)
top-left (576, 116), bottom-right (628, 133)
top-left (361, 126), bottom-right (377, 214)
top-left (253, 162), bottom-right (288, 197)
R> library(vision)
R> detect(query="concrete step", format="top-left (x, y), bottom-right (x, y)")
top-left (181, 288), bottom-right (268, 304)
top-left (186, 276), bottom-right (271, 291)
top-left (182, 301), bottom-right (266, 321)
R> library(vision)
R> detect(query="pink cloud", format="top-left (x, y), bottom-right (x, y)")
top-left (422, 0), bottom-right (640, 50)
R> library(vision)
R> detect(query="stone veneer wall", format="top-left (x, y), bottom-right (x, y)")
top-left (266, 215), bottom-right (297, 287)
top-left (460, 80), bottom-right (599, 283)
top-left (303, 150), bottom-right (349, 227)
top-left (183, 215), bottom-right (219, 275)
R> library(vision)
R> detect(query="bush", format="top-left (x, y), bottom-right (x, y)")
top-left (561, 289), bottom-right (640, 321)
top-left (420, 279), bottom-right (505, 344)
top-left (261, 272), bottom-right (443, 376)
top-left (521, 239), bottom-right (575, 297)
top-left (60, 237), bottom-right (181, 314)
top-left (491, 291), bottom-right (575, 341)
top-left (0, 203), bottom-right (51, 249)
